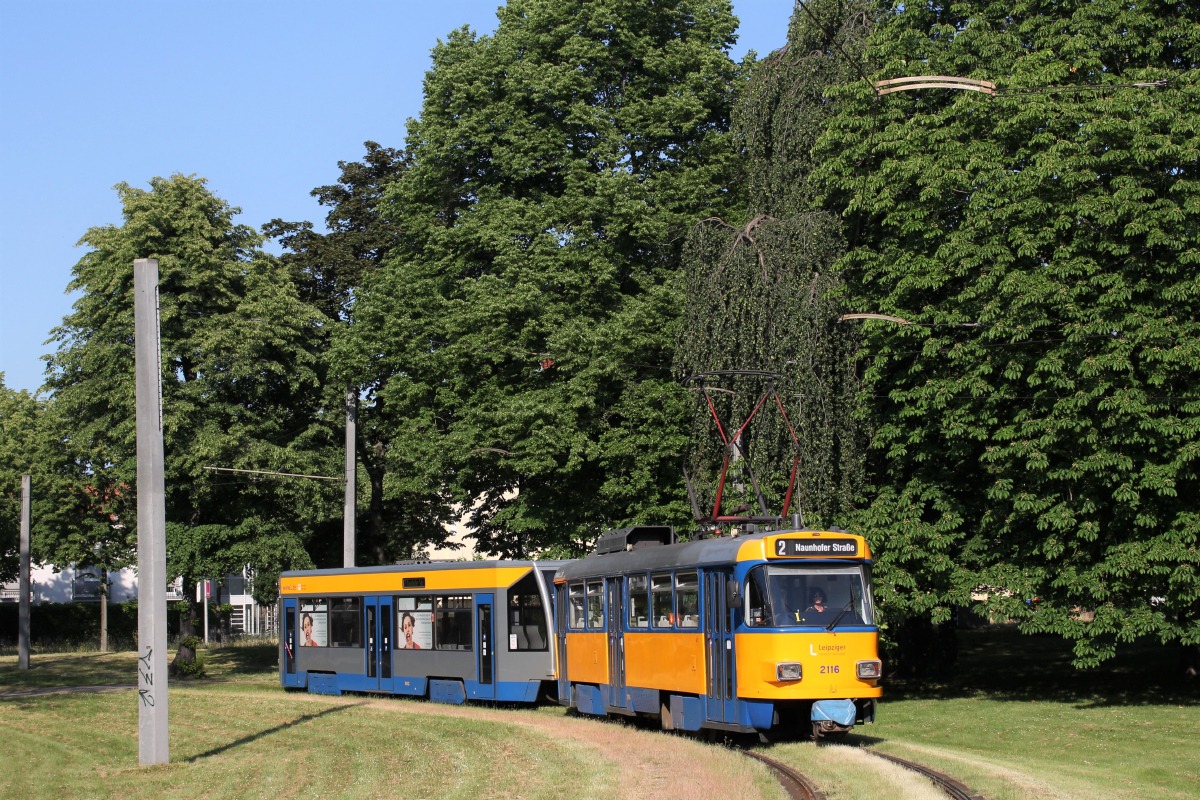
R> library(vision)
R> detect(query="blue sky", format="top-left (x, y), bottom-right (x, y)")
top-left (0, 1), bottom-right (793, 394)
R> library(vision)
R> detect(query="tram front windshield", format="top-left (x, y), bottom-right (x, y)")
top-left (746, 564), bottom-right (873, 628)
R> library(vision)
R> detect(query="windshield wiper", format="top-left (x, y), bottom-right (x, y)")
top-left (825, 600), bottom-right (854, 631)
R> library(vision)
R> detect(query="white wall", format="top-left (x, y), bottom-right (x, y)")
top-left (2, 564), bottom-right (140, 604)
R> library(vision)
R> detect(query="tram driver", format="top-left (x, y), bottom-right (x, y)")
top-left (806, 589), bottom-right (828, 614)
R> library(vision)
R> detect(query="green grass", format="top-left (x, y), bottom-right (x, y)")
top-left (0, 644), bottom-right (278, 692)
top-left (0, 684), bottom-right (617, 799)
top-left (8, 631), bottom-right (1198, 799)
top-left (760, 629), bottom-right (1200, 800)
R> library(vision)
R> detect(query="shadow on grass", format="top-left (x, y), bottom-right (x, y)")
top-left (187, 700), bottom-right (368, 761)
top-left (202, 644), bottom-right (277, 678)
top-left (884, 627), bottom-right (1200, 708)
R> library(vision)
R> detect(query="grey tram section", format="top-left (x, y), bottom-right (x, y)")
top-left (279, 560), bottom-right (569, 701)
top-left (556, 528), bottom-right (755, 580)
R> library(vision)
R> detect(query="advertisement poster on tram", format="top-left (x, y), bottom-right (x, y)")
top-left (397, 597), bottom-right (433, 650)
top-left (299, 600), bottom-right (328, 646)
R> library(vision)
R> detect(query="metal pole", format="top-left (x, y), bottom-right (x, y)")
top-left (133, 257), bottom-right (169, 764)
top-left (203, 580), bottom-right (209, 643)
top-left (343, 389), bottom-right (357, 568)
top-left (18, 475), bottom-right (30, 670)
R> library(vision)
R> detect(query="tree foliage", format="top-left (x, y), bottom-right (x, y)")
top-left (817, 0), bottom-right (1200, 667)
top-left (264, 141), bottom-right (411, 323)
top-left (336, 0), bottom-right (745, 556)
top-left (0, 376), bottom-right (45, 582)
top-left (675, 0), bottom-right (873, 529)
top-left (265, 142), bottom-right (444, 566)
top-left (44, 175), bottom-right (332, 603)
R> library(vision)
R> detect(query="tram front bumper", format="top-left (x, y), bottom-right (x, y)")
top-left (811, 698), bottom-right (857, 726)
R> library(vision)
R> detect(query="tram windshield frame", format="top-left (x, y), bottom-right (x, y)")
top-left (745, 563), bottom-right (874, 628)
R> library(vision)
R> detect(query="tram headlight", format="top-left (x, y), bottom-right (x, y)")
top-left (856, 660), bottom-right (882, 679)
top-left (776, 662), bottom-right (802, 681)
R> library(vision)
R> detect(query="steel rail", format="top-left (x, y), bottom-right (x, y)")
top-left (863, 750), bottom-right (986, 800)
top-left (740, 750), bottom-right (827, 800)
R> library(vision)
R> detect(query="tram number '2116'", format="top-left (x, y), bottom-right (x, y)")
top-left (819, 665), bottom-right (840, 674)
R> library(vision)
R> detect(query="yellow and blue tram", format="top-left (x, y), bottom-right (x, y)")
top-left (554, 525), bottom-right (881, 737)
top-left (276, 525), bottom-right (881, 738)
top-left (278, 560), bottom-right (565, 702)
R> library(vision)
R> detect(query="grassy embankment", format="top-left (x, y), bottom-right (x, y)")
top-left (0, 642), bottom-right (276, 691)
top-left (4, 631), bottom-right (1196, 800)
top-left (760, 628), bottom-right (1200, 800)
top-left (0, 647), bottom-right (616, 799)
top-left (0, 646), bottom-right (781, 800)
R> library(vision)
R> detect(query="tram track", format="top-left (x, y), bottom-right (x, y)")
top-left (861, 749), bottom-right (986, 800)
top-left (739, 749), bottom-right (827, 800)
top-left (738, 741), bottom-right (987, 800)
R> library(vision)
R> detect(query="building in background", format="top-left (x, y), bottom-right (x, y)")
top-left (1, 565), bottom-right (273, 636)
top-left (424, 504), bottom-right (479, 561)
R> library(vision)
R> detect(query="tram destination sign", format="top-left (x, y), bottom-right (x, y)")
top-left (773, 537), bottom-right (859, 558)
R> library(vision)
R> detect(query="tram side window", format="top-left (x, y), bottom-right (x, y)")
top-left (628, 575), bottom-right (649, 628)
top-left (435, 596), bottom-right (473, 650)
top-left (675, 572), bottom-right (699, 628)
top-left (746, 566), bottom-right (772, 627)
top-left (298, 599), bottom-right (328, 646)
top-left (568, 582), bottom-right (586, 630)
top-left (396, 596), bottom-right (434, 650)
top-left (586, 581), bottom-right (604, 629)
top-left (329, 597), bottom-right (362, 647)
top-left (651, 573), bottom-right (674, 628)
top-left (507, 572), bottom-right (548, 651)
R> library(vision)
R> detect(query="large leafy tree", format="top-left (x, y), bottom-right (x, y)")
top-left (675, 0), bottom-right (873, 530)
top-left (817, 0), bottom-right (1200, 673)
top-left (264, 143), bottom-right (450, 565)
top-left (44, 175), bottom-right (334, 625)
top-left (0, 376), bottom-right (46, 583)
top-left (336, 0), bottom-right (745, 556)
top-left (3, 376), bottom-right (140, 650)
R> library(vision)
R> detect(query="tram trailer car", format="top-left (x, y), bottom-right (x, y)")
top-left (278, 560), bottom-right (566, 703)
top-left (554, 526), bottom-right (881, 738)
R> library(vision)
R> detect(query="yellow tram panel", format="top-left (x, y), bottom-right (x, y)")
top-left (623, 632), bottom-right (706, 695)
top-left (565, 632), bottom-right (608, 685)
top-left (739, 532), bottom-right (871, 562)
top-left (279, 566), bottom-right (533, 596)
top-left (734, 632), bottom-right (882, 700)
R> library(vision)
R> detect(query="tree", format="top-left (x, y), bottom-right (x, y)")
top-left (674, 0), bottom-right (874, 531)
top-left (264, 143), bottom-right (449, 565)
top-left (0, 375), bottom-right (44, 583)
top-left (44, 175), bottom-right (332, 653)
top-left (264, 142), bottom-right (411, 323)
top-left (817, 0), bottom-right (1200, 674)
top-left (2, 375), bottom-right (133, 649)
top-left (336, 0), bottom-right (745, 557)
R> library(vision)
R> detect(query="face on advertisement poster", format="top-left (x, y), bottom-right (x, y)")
top-left (397, 597), bottom-right (433, 650)
top-left (299, 600), bottom-right (329, 646)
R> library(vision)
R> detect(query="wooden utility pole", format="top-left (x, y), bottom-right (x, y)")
top-left (134, 257), bottom-right (169, 764)
top-left (18, 474), bottom-right (30, 670)
top-left (343, 390), bottom-right (356, 568)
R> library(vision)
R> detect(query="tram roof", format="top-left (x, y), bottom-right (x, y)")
top-left (556, 528), bottom-right (868, 581)
top-left (281, 559), bottom-right (571, 579)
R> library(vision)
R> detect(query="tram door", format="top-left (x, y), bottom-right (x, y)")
top-left (476, 594), bottom-right (495, 699)
top-left (555, 583), bottom-right (569, 701)
top-left (704, 569), bottom-right (736, 722)
top-left (364, 597), bottom-right (393, 693)
top-left (282, 598), bottom-right (298, 685)
top-left (605, 577), bottom-right (625, 709)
